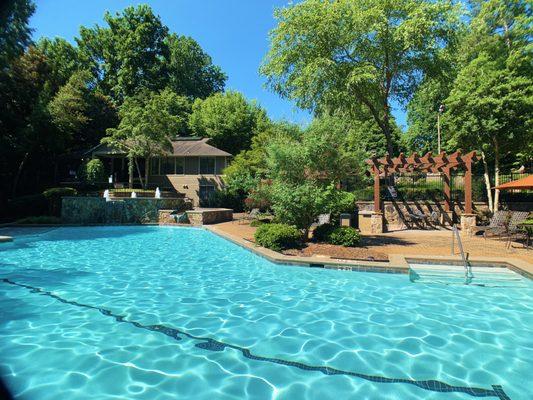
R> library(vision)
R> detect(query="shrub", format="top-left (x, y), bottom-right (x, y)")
top-left (16, 216), bottom-right (62, 224)
top-left (203, 189), bottom-right (245, 211)
top-left (85, 159), bottom-right (106, 184)
top-left (328, 227), bottom-right (361, 247)
top-left (250, 219), bottom-right (269, 227)
top-left (313, 223), bottom-right (335, 242)
top-left (43, 187), bottom-right (78, 216)
top-left (254, 223), bottom-right (302, 251)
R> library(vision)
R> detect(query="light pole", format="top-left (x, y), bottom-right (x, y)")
top-left (437, 104), bottom-right (445, 154)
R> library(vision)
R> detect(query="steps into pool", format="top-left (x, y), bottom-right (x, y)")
top-left (409, 263), bottom-right (527, 287)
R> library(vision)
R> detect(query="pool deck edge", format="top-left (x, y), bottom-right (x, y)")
top-left (205, 225), bottom-right (533, 278)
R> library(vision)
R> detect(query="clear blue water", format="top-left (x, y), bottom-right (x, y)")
top-left (0, 226), bottom-right (531, 400)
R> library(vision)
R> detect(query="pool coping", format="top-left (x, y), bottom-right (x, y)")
top-left (205, 225), bottom-right (533, 279)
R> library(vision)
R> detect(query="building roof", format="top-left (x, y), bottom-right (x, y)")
top-left (170, 137), bottom-right (231, 157)
top-left (85, 137), bottom-right (231, 158)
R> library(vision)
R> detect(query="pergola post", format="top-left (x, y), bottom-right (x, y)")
top-left (443, 167), bottom-right (451, 212)
top-left (373, 165), bottom-right (381, 213)
top-left (464, 158), bottom-right (473, 214)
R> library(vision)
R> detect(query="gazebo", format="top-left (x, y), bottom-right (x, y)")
top-left (365, 151), bottom-right (481, 233)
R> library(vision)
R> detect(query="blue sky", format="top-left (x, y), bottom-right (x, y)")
top-left (30, 0), bottom-right (407, 128)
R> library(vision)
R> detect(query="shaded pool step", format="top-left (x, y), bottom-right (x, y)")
top-left (409, 263), bottom-right (528, 287)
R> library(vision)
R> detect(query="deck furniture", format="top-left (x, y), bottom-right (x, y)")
top-left (406, 210), bottom-right (427, 228)
top-left (238, 208), bottom-right (260, 224)
top-left (470, 210), bottom-right (509, 237)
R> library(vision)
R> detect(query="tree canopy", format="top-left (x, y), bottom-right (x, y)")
top-left (189, 91), bottom-right (268, 155)
top-left (261, 0), bottom-right (462, 155)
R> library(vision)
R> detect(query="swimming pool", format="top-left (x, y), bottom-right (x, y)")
top-left (0, 226), bottom-right (531, 399)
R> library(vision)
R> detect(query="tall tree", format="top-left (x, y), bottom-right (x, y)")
top-left (189, 91), bottom-right (267, 155)
top-left (77, 5), bottom-right (169, 102)
top-left (48, 71), bottom-right (118, 152)
top-left (36, 37), bottom-right (81, 96)
top-left (261, 0), bottom-right (461, 156)
top-left (445, 0), bottom-right (532, 211)
top-left (166, 34), bottom-right (226, 99)
top-left (103, 89), bottom-right (190, 188)
top-left (0, 0), bottom-right (35, 69)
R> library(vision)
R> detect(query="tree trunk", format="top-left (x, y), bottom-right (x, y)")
top-left (144, 157), bottom-right (150, 189)
top-left (128, 155), bottom-right (134, 188)
top-left (382, 103), bottom-right (395, 156)
top-left (480, 151), bottom-right (494, 212)
top-left (12, 152), bottom-right (29, 198)
top-left (493, 138), bottom-right (501, 211)
top-left (135, 158), bottom-right (144, 189)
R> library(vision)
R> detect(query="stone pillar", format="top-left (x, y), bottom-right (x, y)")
top-left (370, 212), bottom-right (385, 234)
top-left (460, 213), bottom-right (476, 235)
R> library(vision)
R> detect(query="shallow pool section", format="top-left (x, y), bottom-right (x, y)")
top-left (0, 226), bottom-right (531, 399)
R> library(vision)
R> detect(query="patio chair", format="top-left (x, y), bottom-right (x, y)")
top-left (238, 208), bottom-right (260, 224)
top-left (470, 210), bottom-right (508, 238)
top-left (428, 210), bottom-right (441, 226)
top-left (406, 210), bottom-right (426, 228)
top-left (502, 211), bottom-right (530, 246)
top-left (310, 213), bottom-right (331, 229)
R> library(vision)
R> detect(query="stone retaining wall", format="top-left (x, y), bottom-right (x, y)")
top-left (186, 208), bottom-right (233, 225)
top-left (356, 201), bottom-right (489, 229)
top-left (61, 197), bottom-right (192, 224)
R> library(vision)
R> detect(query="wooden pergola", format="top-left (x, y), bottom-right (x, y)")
top-left (366, 151), bottom-right (481, 216)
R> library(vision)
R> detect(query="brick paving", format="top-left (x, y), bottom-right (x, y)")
top-left (214, 220), bottom-right (532, 264)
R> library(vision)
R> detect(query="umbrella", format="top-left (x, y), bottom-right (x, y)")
top-left (494, 175), bottom-right (533, 190)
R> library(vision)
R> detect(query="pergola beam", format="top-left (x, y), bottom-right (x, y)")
top-left (366, 151), bottom-right (480, 218)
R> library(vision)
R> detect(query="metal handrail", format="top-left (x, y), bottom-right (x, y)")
top-left (452, 225), bottom-right (473, 284)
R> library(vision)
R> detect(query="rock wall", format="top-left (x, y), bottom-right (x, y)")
top-left (186, 209), bottom-right (233, 225)
top-left (61, 197), bottom-right (192, 224)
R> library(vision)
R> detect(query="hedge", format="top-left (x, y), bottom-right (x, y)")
top-left (254, 223), bottom-right (302, 251)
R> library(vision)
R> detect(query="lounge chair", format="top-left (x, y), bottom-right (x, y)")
top-left (470, 210), bottom-right (509, 237)
top-left (406, 210), bottom-right (426, 228)
top-left (501, 211), bottom-right (530, 246)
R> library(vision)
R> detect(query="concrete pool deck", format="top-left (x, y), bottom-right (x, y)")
top-left (207, 221), bottom-right (533, 278)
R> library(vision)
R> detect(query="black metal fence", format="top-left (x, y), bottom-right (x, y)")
top-left (352, 172), bottom-right (532, 203)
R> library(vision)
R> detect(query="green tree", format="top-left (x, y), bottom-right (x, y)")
top-left (48, 71), bottom-right (118, 152)
top-left (0, 46), bottom-right (57, 197)
top-left (223, 121), bottom-right (301, 194)
top-left (0, 0), bottom-right (35, 69)
top-left (77, 5), bottom-right (169, 102)
top-left (262, 118), bottom-right (361, 237)
top-left (103, 89), bottom-right (191, 188)
top-left (36, 37), bottom-right (81, 96)
top-left (445, 0), bottom-right (532, 211)
top-left (261, 0), bottom-right (461, 156)
top-left (189, 91), bottom-right (267, 155)
top-left (166, 34), bottom-right (226, 99)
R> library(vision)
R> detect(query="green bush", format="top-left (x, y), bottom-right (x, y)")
top-left (250, 219), bottom-right (268, 227)
top-left (16, 216), bottom-right (62, 224)
top-left (43, 187), bottom-right (78, 216)
top-left (328, 227), bottom-right (361, 247)
top-left (313, 223), bottom-right (335, 242)
top-left (85, 159), bottom-right (106, 184)
top-left (254, 223), bottom-right (302, 251)
top-left (203, 189), bottom-right (245, 211)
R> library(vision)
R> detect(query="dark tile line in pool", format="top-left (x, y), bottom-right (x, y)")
top-left (0, 277), bottom-right (511, 400)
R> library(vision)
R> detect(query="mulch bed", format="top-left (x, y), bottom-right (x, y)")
top-left (282, 243), bottom-right (388, 262)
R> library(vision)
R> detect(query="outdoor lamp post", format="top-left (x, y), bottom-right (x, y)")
top-left (437, 104), bottom-right (445, 154)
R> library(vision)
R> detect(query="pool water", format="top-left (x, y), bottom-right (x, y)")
top-left (0, 226), bottom-right (531, 399)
